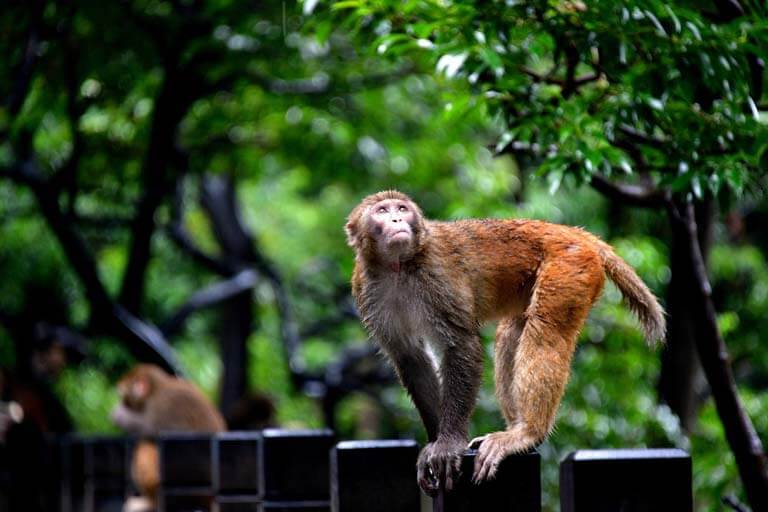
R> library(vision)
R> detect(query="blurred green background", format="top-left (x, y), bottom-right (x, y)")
top-left (1, 1), bottom-right (767, 510)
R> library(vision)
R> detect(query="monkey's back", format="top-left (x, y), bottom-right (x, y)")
top-left (147, 380), bottom-right (226, 433)
top-left (426, 218), bottom-right (606, 322)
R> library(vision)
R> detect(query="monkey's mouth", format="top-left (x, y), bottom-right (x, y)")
top-left (390, 230), bottom-right (411, 242)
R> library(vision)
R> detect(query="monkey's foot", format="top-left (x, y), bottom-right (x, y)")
top-left (467, 434), bottom-right (489, 449)
top-left (123, 496), bottom-right (155, 512)
top-left (472, 430), bottom-right (534, 483)
top-left (417, 437), bottom-right (465, 496)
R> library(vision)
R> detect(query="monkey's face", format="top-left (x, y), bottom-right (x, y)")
top-left (111, 371), bottom-right (152, 434)
top-left (346, 191), bottom-right (426, 264)
top-left (366, 198), bottom-right (418, 259)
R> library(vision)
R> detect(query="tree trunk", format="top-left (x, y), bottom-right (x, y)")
top-left (218, 290), bottom-right (254, 415)
top-left (659, 200), bottom-right (713, 430)
top-left (670, 199), bottom-right (768, 509)
top-left (201, 175), bottom-right (256, 412)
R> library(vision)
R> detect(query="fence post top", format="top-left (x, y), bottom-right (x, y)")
top-left (562, 448), bottom-right (690, 463)
top-left (335, 439), bottom-right (418, 450)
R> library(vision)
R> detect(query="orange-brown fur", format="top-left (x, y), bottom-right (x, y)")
top-left (346, 190), bottom-right (665, 491)
top-left (112, 364), bottom-right (226, 510)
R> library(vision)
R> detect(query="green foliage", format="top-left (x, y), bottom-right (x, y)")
top-left (56, 361), bottom-right (120, 435)
top-left (334, 0), bottom-right (768, 199)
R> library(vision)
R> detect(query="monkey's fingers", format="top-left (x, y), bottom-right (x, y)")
top-left (444, 453), bottom-right (462, 492)
top-left (417, 461), bottom-right (439, 496)
top-left (468, 434), bottom-right (488, 449)
top-left (473, 442), bottom-right (502, 484)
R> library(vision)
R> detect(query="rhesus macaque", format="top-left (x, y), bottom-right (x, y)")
top-left (345, 190), bottom-right (665, 494)
top-left (111, 364), bottom-right (225, 512)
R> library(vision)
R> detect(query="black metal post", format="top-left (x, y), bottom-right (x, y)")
top-left (259, 429), bottom-right (335, 511)
top-left (330, 439), bottom-right (420, 512)
top-left (214, 432), bottom-right (262, 512)
top-left (433, 449), bottom-right (541, 512)
top-left (83, 436), bottom-right (129, 512)
top-left (559, 448), bottom-right (692, 512)
top-left (158, 433), bottom-right (214, 512)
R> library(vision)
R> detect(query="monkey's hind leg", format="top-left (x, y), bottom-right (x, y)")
top-left (474, 261), bottom-right (600, 482)
top-left (468, 317), bottom-right (524, 451)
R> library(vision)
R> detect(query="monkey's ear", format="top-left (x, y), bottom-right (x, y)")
top-left (345, 220), bottom-right (359, 248)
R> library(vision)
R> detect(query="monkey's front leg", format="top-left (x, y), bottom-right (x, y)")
top-left (391, 349), bottom-right (442, 442)
top-left (418, 336), bottom-right (483, 494)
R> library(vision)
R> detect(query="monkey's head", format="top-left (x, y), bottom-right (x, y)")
top-left (115, 364), bottom-right (168, 411)
top-left (345, 190), bottom-right (427, 264)
top-left (111, 364), bottom-right (172, 435)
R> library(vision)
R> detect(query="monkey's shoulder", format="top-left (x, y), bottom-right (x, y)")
top-left (428, 217), bottom-right (570, 234)
top-left (427, 218), bottom-right (604, 251)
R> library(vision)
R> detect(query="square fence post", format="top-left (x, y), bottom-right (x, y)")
top-left (433, 449), bottom-right (541, 512)
top-left (330, 440), bottom-right (420, 512)
top-left (259, 429), bottom-right (335, 511)
top-left (559, 448), bottom-right (692, 512)
top-left (0, 438), bottom-right (8, 512)
top-left (83, 436), bottom-right (129, 512)
top-left (158, 433), bottom-right (214, 512)
top-left (214, 432), bottom-right (262, 512)
top-left (60, 435), bottom-right (85, 512)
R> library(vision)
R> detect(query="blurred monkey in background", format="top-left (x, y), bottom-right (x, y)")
top-left (112, 364), bottom-right (225, 512)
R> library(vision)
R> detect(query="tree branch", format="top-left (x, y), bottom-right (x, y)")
top-left (669, 198), bottom-right (768, 509)
top-left (617, 123), bottom-right (669, 146)
top-left (167, 178), bottom-right (235, 276)
top-left (522, 67), bottom-right (599, 88)
top-left (590, 174), bottom-right (668, 208)
top-left (160, 269), bottom-right (258, 337)
top-left (118, 54), bottom-right (200, 313)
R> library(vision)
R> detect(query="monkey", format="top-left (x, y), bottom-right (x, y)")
top-left (111, 364), bottom-right (226, 512)
top-left (345, 190), bottom-right (665, 494)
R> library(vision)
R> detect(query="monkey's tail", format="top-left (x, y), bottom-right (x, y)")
top-left (596, 240), bottom-right (666, 347)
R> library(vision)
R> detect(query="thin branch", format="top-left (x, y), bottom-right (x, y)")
top-left (722, 495), bottom-right (749, 512)
top-left (166, 223), bottom-right (233, 275)
top-left (617, 123), bottom-right (669, 146)
top-left (111, 306), bottom-right (182, 372)
top-left (670, 198), bottom-right (768, 509)
top-left (254, 253), bottom-right (304, 375)
top-left (590, 174), bottom-right (668, 208)
top-left (167, 179), bottom-right (234, 276)
top-left (522, 67), bottom-right (599, 87)
top-left (160, 269), bottom-right (258, 337)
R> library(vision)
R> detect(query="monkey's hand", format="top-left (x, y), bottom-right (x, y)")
top-left (417, 436), bottom-right (465, 495)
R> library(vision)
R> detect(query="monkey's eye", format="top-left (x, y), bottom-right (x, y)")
top-left (377, 206), bottom-right (387, 213)
top-left (398, 205), bottom-right (408, 212)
